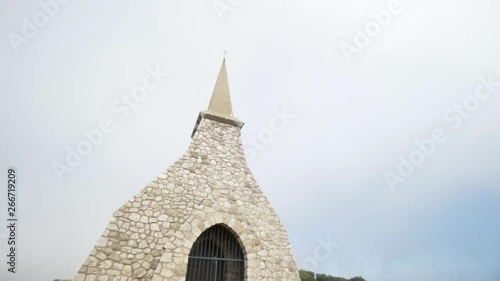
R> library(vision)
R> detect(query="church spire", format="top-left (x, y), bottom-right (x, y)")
top-left (191, 59), bottom-right (244, 137)
top-left (206, 59), bottom-right (234, 118)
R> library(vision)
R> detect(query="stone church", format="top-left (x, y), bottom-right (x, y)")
top-left (73, 59), bottom-right (300, 281)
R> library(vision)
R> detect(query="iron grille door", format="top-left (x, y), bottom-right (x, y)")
top-left (186, 224), bottom-right (244, 281)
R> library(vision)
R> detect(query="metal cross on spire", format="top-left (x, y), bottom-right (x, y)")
top-left (222, 50), bottom-right (229, 59)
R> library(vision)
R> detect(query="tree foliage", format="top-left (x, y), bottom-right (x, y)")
top-left (298, 270), bottom-right (366, 281)
top-left (299, 270), bottom-right (316, 281)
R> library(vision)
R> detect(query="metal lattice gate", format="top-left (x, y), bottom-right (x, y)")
top-left (186, 224), bottom-right (244, 281)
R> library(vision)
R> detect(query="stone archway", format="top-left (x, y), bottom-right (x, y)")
top-left (186, 224), bottom-right (244, 281)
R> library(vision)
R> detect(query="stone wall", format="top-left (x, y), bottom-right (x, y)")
top-left (73, 117), bottom-right (300, 281)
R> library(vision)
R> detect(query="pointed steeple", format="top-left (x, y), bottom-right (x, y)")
top-left (206, 59), bottom-right (234, 118)
top-left (191, 59), bottom-right (244, 137)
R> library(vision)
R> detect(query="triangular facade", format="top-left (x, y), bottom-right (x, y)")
top-left (73, 60), bottom-right (300, 281)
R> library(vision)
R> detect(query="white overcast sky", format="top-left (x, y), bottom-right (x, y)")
top-left (1, 1), bottom-right (500, 281)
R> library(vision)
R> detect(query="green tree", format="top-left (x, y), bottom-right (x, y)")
top-left (298, 269), bottom-right (366, 281)
top-left (315, 274), bottom-right (334, 281)
top-left (299, 270), bottom-right (316, 281)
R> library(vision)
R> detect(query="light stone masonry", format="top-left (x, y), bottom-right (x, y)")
top-left (73, 60), bottom-right (300, 281)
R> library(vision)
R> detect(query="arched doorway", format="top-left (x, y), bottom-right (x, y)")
top-left (186, 224), bottom-right (244, 281)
